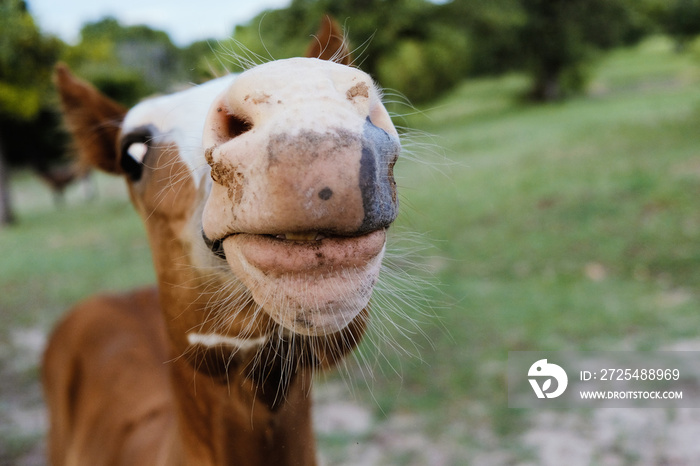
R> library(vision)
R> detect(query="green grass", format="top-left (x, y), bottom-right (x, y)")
top-left (0, 175), bottom-right (153, 330)
top-left (0, 175), bottom-right (155, 464)
top-left (2, 35), bottom-right (700, 464)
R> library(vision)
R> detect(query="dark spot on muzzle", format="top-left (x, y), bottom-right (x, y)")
top-left (318, 187), bottom-right (333, 200)
top-left (358, 117), bottom-right (400, 233)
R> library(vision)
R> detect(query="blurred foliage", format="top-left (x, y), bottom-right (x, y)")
top-left (62, 17), bottom-right (185, 106)
top-left (665, 0), bottom-right (700, 49)
top-left (0, 0), bottom-right (61, 122)
top-left (376, 24), bottom-right (470, 103)
top-left (0, 0), bottom-right (62, 226)
top-left (437, 0), bottom-right (527, 76)
top-left (5, 0), bottom-right (697, 119)
top-left (1, 0), bottom-right (699, 176)
top-left (218, 0), bottom-right (665, 102)
top-left (0, 0), bottom-right (63, 165)
top-left (220, 0), bottom-right (469, 103)
top-left (515, 0), bottom-right (650, 100)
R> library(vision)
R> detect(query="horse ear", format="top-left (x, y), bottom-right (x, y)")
top-left (305, 15), bottom-right (351, 65)
top-left (54, 63), bottom-right (127, 174)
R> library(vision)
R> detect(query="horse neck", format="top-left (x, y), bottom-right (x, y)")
top-left (168, 354), bottom-right (317, 466)
top-left (139, 196), bottom-right (318, 465)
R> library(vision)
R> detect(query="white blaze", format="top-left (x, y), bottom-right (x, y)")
top-left (121, 75), bottom-right (237, 185)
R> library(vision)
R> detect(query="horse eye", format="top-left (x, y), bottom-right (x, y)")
top-left (120, 142), bottom-right (146, 181)
top-left (120, 127), bottom-right (153, 181)
top-left (127, 142), bottom-right (148, 161)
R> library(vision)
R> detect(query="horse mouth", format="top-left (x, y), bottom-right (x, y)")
top-left (219, 229), bottom-right (386, 336)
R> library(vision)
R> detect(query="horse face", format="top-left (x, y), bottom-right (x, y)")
top-left (200, 58), bottom-right (400, 336)
top-left (58, 57), bottom-right (400, 347)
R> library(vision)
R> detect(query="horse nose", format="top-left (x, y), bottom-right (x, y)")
top-left (258, 121), bottom-right (399, 235)
top-left (201, 79), bottom-right (400, 239)
top-left (358, 117), bottom-right (400, 234)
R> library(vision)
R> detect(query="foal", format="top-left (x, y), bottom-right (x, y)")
top-left (43, 18), bottom-right (401, 466)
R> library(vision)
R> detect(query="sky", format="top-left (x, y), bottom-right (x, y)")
top-left (27, 0), bottom-right (293, 46)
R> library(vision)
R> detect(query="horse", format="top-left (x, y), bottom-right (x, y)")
top-left (43, 16), bottom-right (402, 466)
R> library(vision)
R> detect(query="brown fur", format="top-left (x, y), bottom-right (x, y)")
top-left (43, 18), bottom-right (364, 466)
top-left (54, 64), bottom-right (126, 174)
top-left (305, 15), bottom-right (351, 65)
top-left (43, 288), bottom-right (175, 465)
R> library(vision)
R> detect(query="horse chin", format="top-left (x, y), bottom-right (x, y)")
top-left (221, 230), bottom-right (386, 336)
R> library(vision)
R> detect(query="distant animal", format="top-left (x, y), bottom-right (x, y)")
top-left (43, 16), bottom-right (401, 465)
top-left (35, 164), bottom-right (93, 206)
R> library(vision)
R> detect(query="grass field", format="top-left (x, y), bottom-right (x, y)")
top-left (2, 35), bottom-right (700, 465)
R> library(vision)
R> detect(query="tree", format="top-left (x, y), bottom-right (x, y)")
top-left (437, 0), bottom-right (527, 76)
top-left (665, 0), bottom-right (700, 50)
top-left (224, 0), bottom-right (469, 102)
top-left (63, 18), bottom-right (185, 106)
top-left (0, 0), bottom-right (62, 226)
top-left (517, 0), bottom-right (645, 101)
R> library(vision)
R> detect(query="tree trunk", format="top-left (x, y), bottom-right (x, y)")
top-left (530, 62), bottom-right (563, 102)
top-left (0, 137), bottom-right (16, 227)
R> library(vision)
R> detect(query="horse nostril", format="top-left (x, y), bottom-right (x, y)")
top-left (225, 113), bottom-right (252, 139)
top-left (202, 230), bottom-right (226, 260)
top-left (210, 105), bottom-right (252, 145)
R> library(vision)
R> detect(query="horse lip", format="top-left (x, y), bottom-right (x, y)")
top-left (216, 229), bottom-right (386, 336)
top-left (204, 228), bottom-right (385, 262)
top-left (275, 232), bottom-right (326, 241)
top-left (222, 229), bottom-right (387, 277)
